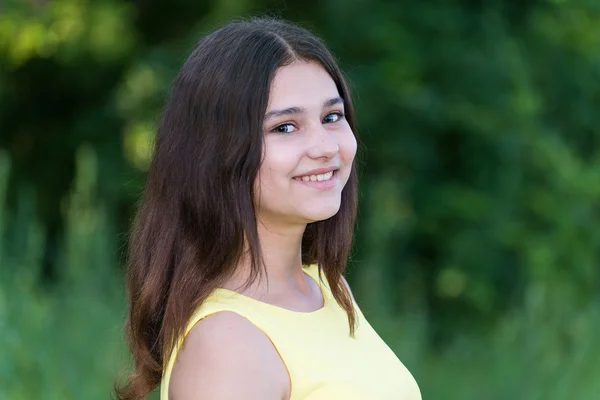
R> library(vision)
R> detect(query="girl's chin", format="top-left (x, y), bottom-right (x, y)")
top-left (301, 205), bottom-right (342, 222)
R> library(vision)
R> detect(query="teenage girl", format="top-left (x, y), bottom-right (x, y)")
top-left (116, 17), bottom-right (422, 400)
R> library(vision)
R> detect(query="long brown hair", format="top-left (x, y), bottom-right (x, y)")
top-left (115, 17), bottom-right (359, 399)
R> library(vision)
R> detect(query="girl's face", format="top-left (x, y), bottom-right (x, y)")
top-left (255, 60), bottom-right (357, 227)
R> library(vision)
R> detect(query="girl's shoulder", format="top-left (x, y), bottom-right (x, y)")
top-left (167, 310), bottom-right (289, 400)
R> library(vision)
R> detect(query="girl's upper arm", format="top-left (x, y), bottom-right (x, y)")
top-left (169, 311), bottom-right (290, 400)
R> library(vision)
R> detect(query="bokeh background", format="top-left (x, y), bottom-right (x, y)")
top-left (1, 0), bottom-right (600, 399)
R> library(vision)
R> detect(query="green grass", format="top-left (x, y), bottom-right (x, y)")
top-left (1, 146), bottom-right (599, 399)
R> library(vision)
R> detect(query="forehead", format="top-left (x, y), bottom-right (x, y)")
top-left (267, 61), bottom-right (340, 109)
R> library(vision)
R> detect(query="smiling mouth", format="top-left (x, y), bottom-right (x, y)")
top-left (293, 170), bottom-right (337, 182)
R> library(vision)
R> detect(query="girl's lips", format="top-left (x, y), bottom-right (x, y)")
top-left (293, 170), bottom-right (338, 190)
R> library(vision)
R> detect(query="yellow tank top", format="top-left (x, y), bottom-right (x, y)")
top-left (161, 264), bottom-right (422, 399)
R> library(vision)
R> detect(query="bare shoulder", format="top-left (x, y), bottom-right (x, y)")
top-left (169, 311), bottom-right (290, 400)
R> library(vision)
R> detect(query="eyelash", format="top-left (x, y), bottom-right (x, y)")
top-left (272, 112), bottom-right (345, 134)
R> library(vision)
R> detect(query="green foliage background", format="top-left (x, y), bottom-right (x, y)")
top-left (1, 0), bottom-right (599, 399)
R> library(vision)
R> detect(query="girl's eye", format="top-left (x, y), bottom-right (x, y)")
top-left (323, 112), bottom-right (344, 124)
top-left (272, 123), bottom-right (296, 134)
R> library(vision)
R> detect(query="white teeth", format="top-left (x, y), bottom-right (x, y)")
top-left (297, 171), bottom-right (334, 182)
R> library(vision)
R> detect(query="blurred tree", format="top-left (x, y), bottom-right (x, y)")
top-left (0, 0), bottom-right (598, 350)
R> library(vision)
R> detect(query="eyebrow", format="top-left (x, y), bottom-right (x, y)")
top-left (264, 96), bottom-right (344, 122)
